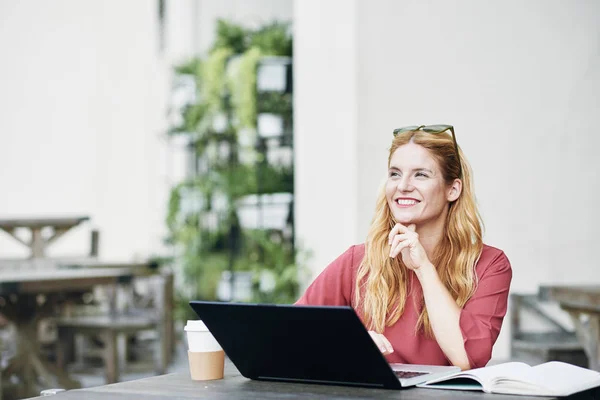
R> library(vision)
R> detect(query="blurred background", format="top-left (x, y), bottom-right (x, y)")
top-left (1, 0), bottom-right (599, 398)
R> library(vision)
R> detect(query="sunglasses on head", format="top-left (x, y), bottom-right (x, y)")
top-left (392, 124), bottom-right (462, 178)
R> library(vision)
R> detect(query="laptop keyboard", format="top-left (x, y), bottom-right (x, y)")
top-left (394, 370), bottom-right (429, 379)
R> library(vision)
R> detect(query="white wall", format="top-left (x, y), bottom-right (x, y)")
top-left (294, 0), bottom-right (600, 361)
top-left (294, 0), bottom-right (359, 288)
top-left (0, 0), bottom-right (169, 260)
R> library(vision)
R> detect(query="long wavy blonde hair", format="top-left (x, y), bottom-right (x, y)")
top-left (354, 130), bottom-right (483, 335)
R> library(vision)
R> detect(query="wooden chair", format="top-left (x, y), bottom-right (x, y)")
top-left (510, 293), bottom-right (588, 367)
top-left (54, 271), bottom-right (173, 384)
top-left (55, 314), bottom-right (160, 383)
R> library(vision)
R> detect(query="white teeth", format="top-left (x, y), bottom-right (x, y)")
top-left (396, 199), bottom-right (418, 205)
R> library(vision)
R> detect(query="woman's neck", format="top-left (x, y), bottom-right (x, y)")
top-left (415, 218), bottom-right (446, 262)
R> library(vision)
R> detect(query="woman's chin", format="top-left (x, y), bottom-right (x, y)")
top-left (393, 216), bottom-right (415, 225)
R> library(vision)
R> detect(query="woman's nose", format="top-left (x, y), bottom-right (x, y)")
top-left (397, 176), bottom-right (414, 192)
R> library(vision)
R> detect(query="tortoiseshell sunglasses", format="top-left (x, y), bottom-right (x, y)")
top-left (392, 124), bottom-right (462, 178)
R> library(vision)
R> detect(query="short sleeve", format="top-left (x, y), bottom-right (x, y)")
top-left (295, 245), bottom-right (358, 306)
top-left (459, 249), bottom-right (512, 368)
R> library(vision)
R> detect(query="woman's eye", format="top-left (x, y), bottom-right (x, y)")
top-left (389, 171), bottom-right (400, 177)
top-left (415, 172), bottom-right (428, 178)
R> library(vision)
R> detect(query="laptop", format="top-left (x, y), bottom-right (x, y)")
top-left (189, 301), bottom-right (460, 389)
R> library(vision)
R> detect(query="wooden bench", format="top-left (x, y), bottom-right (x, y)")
top-left (510, 293), bottom-right (588, 367)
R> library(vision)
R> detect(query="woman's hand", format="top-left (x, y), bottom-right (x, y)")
top-left (368, 331), bottom-right (394, 355)
top-left (388, 223), bottom-right (430, 270)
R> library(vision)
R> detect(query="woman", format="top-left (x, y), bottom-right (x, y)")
top-left (296, 125), bottom-right (512, 370)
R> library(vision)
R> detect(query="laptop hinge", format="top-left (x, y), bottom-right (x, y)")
top-left (257, 376), bottom-right (384, 388)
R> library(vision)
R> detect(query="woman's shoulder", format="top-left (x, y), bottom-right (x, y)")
top-left (476, 244), bottom-right (512, 276)
top-left (480, 244), bottom-right (506, 258)
top-left (334, 243), bottom-right (365, 269)
top-left (351, 243), bottom-right (366, 258)
top-left (312, 244), bottom-right (365, 287)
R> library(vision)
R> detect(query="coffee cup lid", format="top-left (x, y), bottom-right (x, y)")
top-left (184, 320), bottom-right (209, 332)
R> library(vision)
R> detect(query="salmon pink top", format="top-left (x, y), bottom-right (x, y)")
top-left (295, 244), bottom-right (512, 368)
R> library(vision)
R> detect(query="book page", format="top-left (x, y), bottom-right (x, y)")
top-left (490, 362), bottom-right (600, 396)
top-left (422, 362), bottom-right (531, 392)
top-left (464, 362), bottom-right (532, 383)
top-left (525, 362), bottom-right (600, 396)
top-left (435, 362), bottom-right (531, 383)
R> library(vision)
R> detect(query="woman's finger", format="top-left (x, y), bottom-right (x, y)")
top-left (376, 333), bottom-right (393, 355)
top-left (388, 223), bottom-right (408, 244)
top-left (368, 331), bottom-right (393, 354)
top-left (389, 234), bottom-right (409, 257)
top-left (380, 334), bottom-right (394, 354)
top-left (390, 239), bottom-right (410, 258)
top-left (389, 233), bottom-right (408, 250)
top-left (368, 331), bottom-right (385, 353)
top-left (388, 224), bottom-right (400, 245)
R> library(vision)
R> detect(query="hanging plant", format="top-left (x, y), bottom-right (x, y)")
top-left (202, 47), bottom-right (233, 115)
top-left (229, 47), bottom-right (261, 130)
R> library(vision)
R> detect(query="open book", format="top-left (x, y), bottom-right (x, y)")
top-left (418, 361), bottom-right (600, 397)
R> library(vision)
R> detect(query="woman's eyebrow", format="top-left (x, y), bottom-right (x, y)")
top-left (388, 165), bottom-right (434, 174)
top-left (414, 168), bottom-right (434, 174)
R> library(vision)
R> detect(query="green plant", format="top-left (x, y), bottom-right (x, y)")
top-left (166, 19), bottom-right (299, 320)
top-left (243, 229), bottom-right (309, 304)
top-left (229, 47), bottom-right (261, 129)
top-left (249, 22), bottom-right (293, 56)
top-left (212, 20), bottom-right (248, 54)
top-left (204, 48), bottom-right (232, 114)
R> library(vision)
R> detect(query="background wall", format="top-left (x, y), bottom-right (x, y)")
top-left (0, 0), bottom-right (168, 259)
top-left (294, 0), bottom-right (600, 361)
top-left (294, 0), bottom-right (359, 282)
top-left (0, 0), bottom-right (292, 260)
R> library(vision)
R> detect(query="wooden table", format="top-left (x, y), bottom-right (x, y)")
top-left (0, 263), bottom-right (158, 398)
top-left (0, 216), bottom-right (89, 258)
top-left (0, 265), bottom-right (154, 295)
top-left (23, 360), bottom-right (600, 400)
top-left (539, 285), bottom-right (600, 371)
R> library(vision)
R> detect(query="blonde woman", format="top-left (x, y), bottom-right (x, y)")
top-left (296, 125), bottom-right (512, 370)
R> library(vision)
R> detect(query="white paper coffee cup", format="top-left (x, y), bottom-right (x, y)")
top-left (184, 320), bottom-right (222, 352)
top-left (185, 320), bottom-right (224, 380)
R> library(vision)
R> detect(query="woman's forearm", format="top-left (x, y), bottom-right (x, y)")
top-left (415, 263), bottom-right (471, 370)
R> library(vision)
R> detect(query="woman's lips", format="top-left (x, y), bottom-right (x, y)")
top-left (395, 198), bottom-right (420, 207)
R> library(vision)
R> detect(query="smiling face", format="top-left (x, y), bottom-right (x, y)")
top-left (386, 142), bottom-right (460, 231)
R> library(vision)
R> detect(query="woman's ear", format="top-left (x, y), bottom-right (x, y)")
top-left (447, 179), bottom-right (462, 202)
